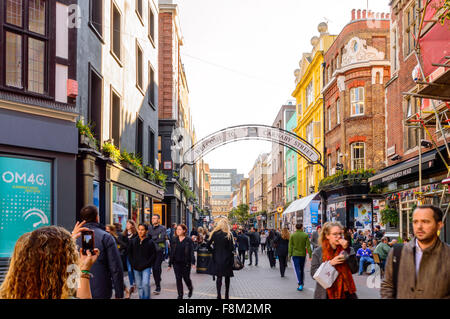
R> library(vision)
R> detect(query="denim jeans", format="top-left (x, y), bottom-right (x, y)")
top-left (359, 256), bottom-right (375, 274)
top-left (291, 256), bottom-right (306, 286)
top-left (133, 268), bottom-right (152, 299)
top-left (249, 247), bottom-right (259, 265)
top-left (127, 257), bottom-right (135, 287)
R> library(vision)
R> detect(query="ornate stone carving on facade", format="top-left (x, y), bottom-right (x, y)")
top-left (341, 37), bottom-right (385, 67)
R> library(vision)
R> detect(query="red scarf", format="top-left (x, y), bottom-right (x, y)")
top-left (321, 239), bottom-right (356, 299)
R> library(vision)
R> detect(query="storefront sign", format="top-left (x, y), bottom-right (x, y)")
top-left (0, 156), bottom-right (52, 258)
top-left (381, 160), bottom-right (434, 184)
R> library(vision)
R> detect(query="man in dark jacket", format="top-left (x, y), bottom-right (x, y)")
top-left (76, 205), bottom-right (124, 299)
top-left (248, 227), bottom-right (260, 266)
top-left (128, 224), bottom-right (156, 299)
top-left (147, 214), bottom-right (167, 294)
top-left (236, 229), bottom-right (250, 266)
top-left (381, 205), bottom-right (450, 299)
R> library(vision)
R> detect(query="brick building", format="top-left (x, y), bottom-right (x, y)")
top-left (321, 9), bottom-right (390, 230)
top-left (369, 0), bottom-right (450, 242)
top-left (323, 9), bottom-right (390, 176)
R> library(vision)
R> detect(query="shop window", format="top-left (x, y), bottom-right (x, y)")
top-left (157, 135), bottom-right (162, 170)
top-left (144, 196), bottom-right (151, 225)
top-left (93, 181), bottom-right (100, 210)
top-left (112, 185), bottom-right (129, 231)
top-left (351, 142), bottom-right (365, 170)
top-left (131, 192), bottom-right (142, 224)
top-left (4, 0), bottom-right (48, 93)
top-left (350, 87), bottom-right (364, 116)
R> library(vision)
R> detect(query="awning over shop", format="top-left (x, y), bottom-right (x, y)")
top-left (282, 192), bottom-right (320, 216)
top-left (369, 146), bottom-right (446, 185)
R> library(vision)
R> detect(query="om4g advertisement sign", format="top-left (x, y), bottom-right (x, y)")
top-left (0, 156), bottom-right (52, 257)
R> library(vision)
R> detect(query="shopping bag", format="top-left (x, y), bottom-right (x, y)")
top-left (232, 252), bottom-right (244, 271)
top-left (313, 261), bottom-right (338, 289)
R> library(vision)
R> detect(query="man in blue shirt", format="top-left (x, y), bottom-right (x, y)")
top-left (356, 241), bottom-right (375, 275)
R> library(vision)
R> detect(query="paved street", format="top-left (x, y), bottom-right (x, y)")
top-left (124, 250), bottom-right (381, 299)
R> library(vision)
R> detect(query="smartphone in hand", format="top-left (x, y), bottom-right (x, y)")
top-left (81, 230), bottom-right (95, 255)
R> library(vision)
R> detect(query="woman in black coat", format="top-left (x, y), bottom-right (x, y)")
top-left (274, 228), bottom-right (290, 277)
top-left (206, 218), bottom-right (234, 299)
top-left (266, 230), bottom-right (277, 268)
top-left (168, 224), bottom-right (195, 299)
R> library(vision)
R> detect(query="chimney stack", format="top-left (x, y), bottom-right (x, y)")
top-left (352, 9), bottom-right (356, 21)
top-left (357, 9), bottom-right (361, 20)
top-left (362, 10), bottom-right (367, 19)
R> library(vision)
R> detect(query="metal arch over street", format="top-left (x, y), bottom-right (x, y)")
top-left (181, 124), bottom-right (324, 168)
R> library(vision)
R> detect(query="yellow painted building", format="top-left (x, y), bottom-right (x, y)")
top-left (292, 23), bottom-right (336, 197)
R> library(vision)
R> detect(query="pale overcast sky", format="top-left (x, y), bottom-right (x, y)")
top-left (175, 0), bottom-right (390, 176)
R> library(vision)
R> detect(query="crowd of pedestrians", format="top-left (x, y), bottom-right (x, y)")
top-left (0, 204), bottom-right (448, 300)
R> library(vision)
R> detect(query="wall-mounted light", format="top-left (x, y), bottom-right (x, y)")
top-left (390, 154), bottom-right (401, 161)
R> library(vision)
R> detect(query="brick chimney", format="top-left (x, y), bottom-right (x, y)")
top-left (362, 10), bottom-right (367, 19)
top-left (357, 9), bottom-right (361, 20)
top-left (352, 9), bottom-right (356, 21)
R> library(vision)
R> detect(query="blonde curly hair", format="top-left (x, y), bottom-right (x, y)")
top-left (0, 226), bottom-right (79, 299)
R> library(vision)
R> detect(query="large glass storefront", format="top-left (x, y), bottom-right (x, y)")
top-left (112, 184), bottom-right (157, 229)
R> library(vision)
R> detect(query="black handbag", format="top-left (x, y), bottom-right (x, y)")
top-left (232, 252), bottom-right (244, 271)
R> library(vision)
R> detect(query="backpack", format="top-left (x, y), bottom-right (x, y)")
top-left (392, 243), bottom-right (404, 297)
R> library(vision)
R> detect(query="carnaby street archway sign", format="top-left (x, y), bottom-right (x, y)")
top-left (181, 124), bottom-right (323, 168)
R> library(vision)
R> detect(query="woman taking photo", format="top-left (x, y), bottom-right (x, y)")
top-left (311, 221), bottom-right (359, 299)
top-left (0, 222), bottom-right (98, 299)
top-left (206, 218), bottom-right (234, 299)
top-left (123, 220), bottom-right (138, 298)
top-left (167, 224), bottom-right (195, 299)
top-left (275, 228), bottom-right (290, 277)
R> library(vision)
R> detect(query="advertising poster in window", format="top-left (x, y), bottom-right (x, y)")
top-left (354, 203), bottom-right (372, 230)
top-left (112, 185), bottom-right (129, 232)
top-left (326, 203), bottom-right (336, 222)
top-left (0, 156), bottom-right (52, 258)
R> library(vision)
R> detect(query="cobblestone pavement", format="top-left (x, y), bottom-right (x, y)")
top-left (123, 250), bottom-right (381, 299)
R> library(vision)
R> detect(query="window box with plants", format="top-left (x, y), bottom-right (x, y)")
top-left (155, 170), bottom-right (167, 188)
top-left (102, 142), bottom-right (122, 163)
top-left (318, 168), bottom-right (376, 192)
top-left (121, 151), bottom-right (144, 176)
top-left (76, 120), bottom-right (98, 150)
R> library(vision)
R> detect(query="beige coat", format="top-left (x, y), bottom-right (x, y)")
top-left (380, 237), bottom-right (450, 299)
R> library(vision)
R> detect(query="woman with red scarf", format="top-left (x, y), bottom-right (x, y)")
top-left (311, 222), bottom-right (359, 299)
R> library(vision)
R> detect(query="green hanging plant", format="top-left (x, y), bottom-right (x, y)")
top-left (380, 207), bottom-right (399, 227)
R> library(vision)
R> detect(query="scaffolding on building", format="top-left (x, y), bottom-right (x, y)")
top-left (403, 0), bottom-right (450, 240)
